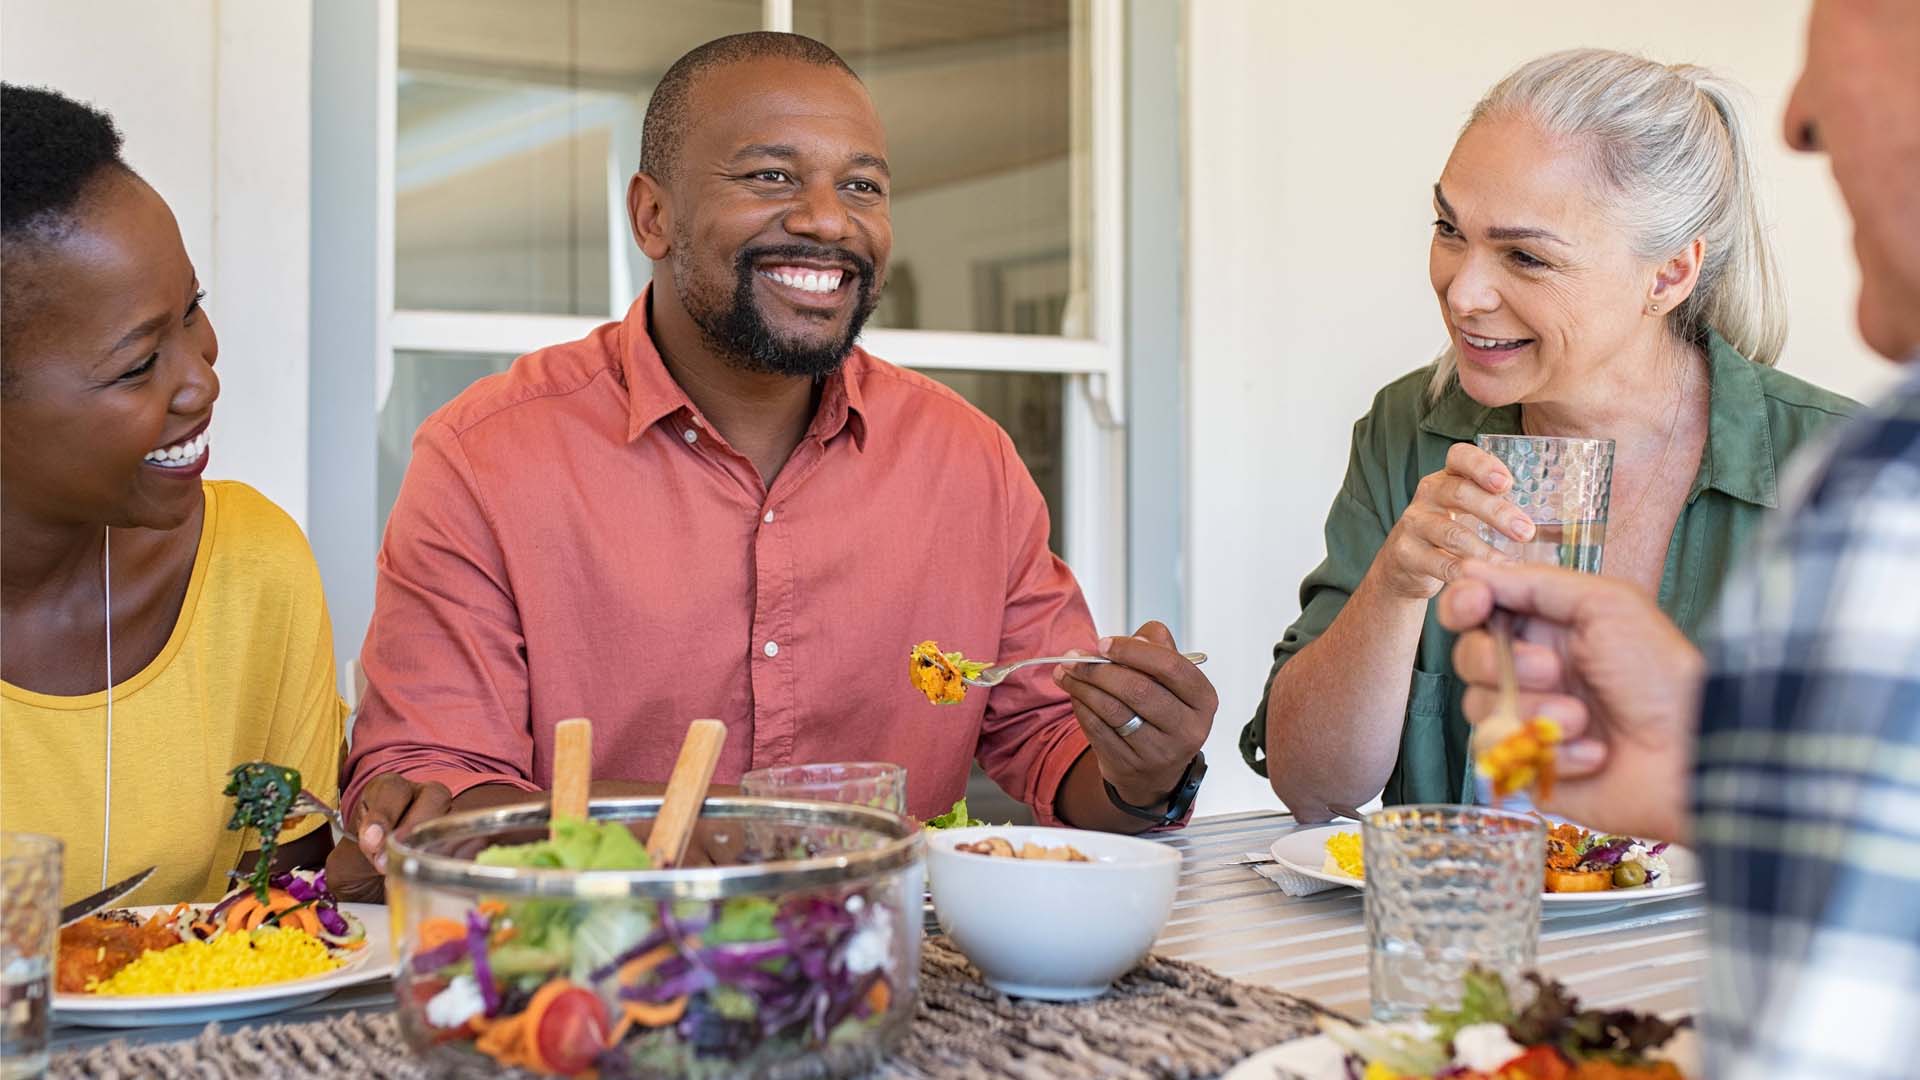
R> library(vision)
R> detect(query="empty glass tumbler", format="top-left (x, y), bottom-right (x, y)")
top-left (740, 762), bottom-right (908, 816)
top-left (1363, 805), bottom-right (1545, 1021)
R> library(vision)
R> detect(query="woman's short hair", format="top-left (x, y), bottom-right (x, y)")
top-left (1430, 49), bottom-right (1785, 401)
top-left (1, 83), bottom-right (133, 375)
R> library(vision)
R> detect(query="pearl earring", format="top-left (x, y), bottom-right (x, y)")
top-left (1648, 303), bottom-right (1661, 314)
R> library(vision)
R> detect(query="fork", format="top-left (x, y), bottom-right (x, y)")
top-left (1469, 610), bottom-right (1522, 756)
top-left (292, 788), bottom-right (352, 836)
top-left (961, 651), bottom-right (1208, 688)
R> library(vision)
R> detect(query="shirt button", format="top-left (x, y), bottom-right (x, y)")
top-left (763, 640), bottom-right (779, 658)
top-left (763, 509), bottom-right (776, 524)
top-left (682, 428), bottom-right (698, 444)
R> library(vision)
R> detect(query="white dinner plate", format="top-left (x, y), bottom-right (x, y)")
top-left (1268, 825), bottom-right (1703, 909)
top-left (54, 902), bottom-right (391, 1028)
top-left (1220, 1031), bottom-right (1352, 1080)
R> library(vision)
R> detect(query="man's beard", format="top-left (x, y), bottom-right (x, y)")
top-left (675, 242), bottom-right (880, 379)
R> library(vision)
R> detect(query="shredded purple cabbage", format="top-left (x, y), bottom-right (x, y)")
top-left (316, 904), bottom-right (350, 936)
top-left (411, 936), bottom-right (468, 975)
top-left (465, 909), bottom-right (501, 1017)
top-left (1649, 841), bottom-right (1670, 856)
top-left (209, 887), bottom-right (250, 922)
top-left (1580, 837), bottom-right (1635, 868)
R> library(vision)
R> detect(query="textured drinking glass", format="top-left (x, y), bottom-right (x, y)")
top-left (1475, 434), bottom-right (1615, 573)
top-left (1364, 806), bottom-right (1545, 1021)
top-left (740, 762), bottom-right (907, 816)
top-left (1, 834), bottom-right (60, 1080)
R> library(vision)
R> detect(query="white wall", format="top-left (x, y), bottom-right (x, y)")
top-left (1185, 0), bottom-right (1900, 817)
top-left (2, 0), bottom-right (313, 527)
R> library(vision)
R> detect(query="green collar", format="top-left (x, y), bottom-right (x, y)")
top-left (1417, 328), bottom-right (1778, 509)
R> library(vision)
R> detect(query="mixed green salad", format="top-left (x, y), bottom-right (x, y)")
top-left (405, 818), bottom-right (904, 1078)
top-left (1322, 969), bottom-right (1695, 1078)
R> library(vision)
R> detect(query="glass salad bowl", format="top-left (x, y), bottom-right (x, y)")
top-left (385, 796), bottom-right (925, 1079)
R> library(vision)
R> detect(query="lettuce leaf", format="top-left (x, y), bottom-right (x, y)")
top-left (925, 798), bottom-right (986, 830)
top-left (475, 816), bottom-right (653, 871)
top-left (1427, 966), bottom-right (1514, 1046)
top-left (705, 897), bottom-right (780, 944)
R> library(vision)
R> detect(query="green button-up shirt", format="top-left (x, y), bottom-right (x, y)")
top-left (1239, 331), bottom-right (1858, 805)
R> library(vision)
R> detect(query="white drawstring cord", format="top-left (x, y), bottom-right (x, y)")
top-left (102, 526), bottom-right (113, 889)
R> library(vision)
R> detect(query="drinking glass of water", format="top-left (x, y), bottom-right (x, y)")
top-left (1363, 805), bottom-right (1544, 1021)
top-left (2, 833), bottom-right (60, 1080)
top-left (1474, 434), bottom-right (1615, 573)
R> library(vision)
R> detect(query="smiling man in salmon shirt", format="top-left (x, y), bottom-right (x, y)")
top-left (328, 32), bottom-right (1216, 898)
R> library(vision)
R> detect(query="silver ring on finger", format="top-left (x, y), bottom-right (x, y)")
top-left (1114, 715), bottom-right (1146, 739)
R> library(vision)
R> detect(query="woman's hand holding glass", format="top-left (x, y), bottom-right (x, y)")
top-left (1375, 443), bottom-right (1535, 599)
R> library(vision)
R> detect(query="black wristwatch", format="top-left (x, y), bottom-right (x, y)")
top-left (1104, 752), bottom-right (1207, 827)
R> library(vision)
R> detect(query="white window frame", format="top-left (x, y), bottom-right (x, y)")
top-left (367, 0), bottom-right (1129, 629)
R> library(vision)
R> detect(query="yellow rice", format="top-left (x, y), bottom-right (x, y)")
top-left (89, 927), bottom-right (340, 995)
top-left (1324, 832), bottom-right (1365, 878)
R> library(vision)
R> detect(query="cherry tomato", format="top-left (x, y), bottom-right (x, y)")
top-left (533, 986), bottom-right (611, 1076)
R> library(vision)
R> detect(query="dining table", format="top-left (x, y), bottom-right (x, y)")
top-left (47, 808), bottom-right (1709, 1067)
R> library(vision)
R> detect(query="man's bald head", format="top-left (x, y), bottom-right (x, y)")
top-left (640, 32), bottom-right (859, 183)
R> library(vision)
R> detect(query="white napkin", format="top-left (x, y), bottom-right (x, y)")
top-left (1239, 854), bottom-right (1347, 897)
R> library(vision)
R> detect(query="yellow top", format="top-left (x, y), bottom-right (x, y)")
top-left (2, 481), bottom-right (346, 905)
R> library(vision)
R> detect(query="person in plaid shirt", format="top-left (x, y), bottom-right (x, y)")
top-left (1436, 2), bottom-right (1920, 1077)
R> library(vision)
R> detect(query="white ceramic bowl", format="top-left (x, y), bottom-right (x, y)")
top-left (926, 825), bottom-right (1181, 1000)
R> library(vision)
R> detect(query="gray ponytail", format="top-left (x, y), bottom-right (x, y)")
top-left (1429, 49), bottom-right (1786, 402)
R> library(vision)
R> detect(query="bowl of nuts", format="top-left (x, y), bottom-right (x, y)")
top-left (925, 826), bottom-right (1181, 1000)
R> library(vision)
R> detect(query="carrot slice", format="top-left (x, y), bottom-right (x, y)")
top-left (609, 996), bottom-right (687, 1044)
top-left (615, 943), bottom-right (677, 986)
top-left (245, 891), bottom-right (300, 931)
top-left (476, 900), bottom-right (508, 918)
top-left (224, 897), bottom-right (260, 933)
top-left (285, 906), bottom-right (323, 937)
top-left (417, 917), bottom-right (468, 952)
top-left (866, 979), bottom-right (891, 1015)
top-left (472, 1012), bottom-right (533, 1069)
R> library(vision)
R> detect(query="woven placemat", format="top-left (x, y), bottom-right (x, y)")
top-left (51, 938), bottom-right (1328, 1080)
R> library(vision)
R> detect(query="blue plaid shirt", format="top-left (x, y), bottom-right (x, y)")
top-left (1697, 360), bottom-right (1920, 1079)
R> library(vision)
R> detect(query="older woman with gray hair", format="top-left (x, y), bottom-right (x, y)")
top-left (1243, 48), bottom-right (1857, 821)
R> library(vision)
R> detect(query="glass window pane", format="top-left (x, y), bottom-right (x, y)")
top-left (918, 370), bottom-right (1066, 555)
top-left (380, 352), bottom-right (517, 531)
top-left (395, 0), bottom-right (761, 316)
top-left (794, 0), bottom-right (1092, 337)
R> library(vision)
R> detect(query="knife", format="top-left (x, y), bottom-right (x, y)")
top-left (58, 866), bottom-right (156, 928)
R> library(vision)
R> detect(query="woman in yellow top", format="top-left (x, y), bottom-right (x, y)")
top-left (1, 85), bottom-right (345, 905)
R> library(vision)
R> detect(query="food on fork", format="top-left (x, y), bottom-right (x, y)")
top-left (1475, 717), bottom-right (1563, 801)
top-left (954, 836), bottom-right (1090, 862)
top-left (223, 761), bottom-right (307, 900)
top-left (908, 641), bottom-right (987, 705)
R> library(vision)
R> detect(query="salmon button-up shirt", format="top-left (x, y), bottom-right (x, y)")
top-left (345, 291), bottom-right (1098, 824)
